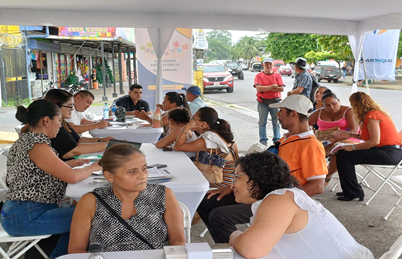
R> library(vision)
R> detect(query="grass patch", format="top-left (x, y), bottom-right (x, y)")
top-left (2, 97), bottom-right (32, 107)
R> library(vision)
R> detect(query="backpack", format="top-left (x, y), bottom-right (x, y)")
top-left (309, 74), bottom-right (320, 103)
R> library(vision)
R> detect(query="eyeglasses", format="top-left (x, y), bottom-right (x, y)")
top-left (231, 172), bottom-right (247, 183)
top-left (61, 104), bottom-right (75, 110)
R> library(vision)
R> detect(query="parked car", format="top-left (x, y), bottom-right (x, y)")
top-left (278, 64), bottom-right (293, 76)
top-left (250, 62), bottom-right (263, 72)
top-left (203, 64), bottom-right (234, 93)
top-left (273, 60), bottom-right (285, 72)
top-left (240, 64), bottom-right (248, 70)
top-left (314, 63), bottom-right (342, 83)
top-left (226, 62), bottom-right (244, 80)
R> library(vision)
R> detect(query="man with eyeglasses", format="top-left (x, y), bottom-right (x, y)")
top-left (197, 95), bottom-right (327, 244)
top-left (66, 90), bottom-right (111, 134)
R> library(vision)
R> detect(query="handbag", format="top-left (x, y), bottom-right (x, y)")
top-left (191, 149), bottom-right (227, 184)
top-left (91, 192), bottom-right (155, 249)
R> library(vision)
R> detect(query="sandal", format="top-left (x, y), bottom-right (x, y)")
top-left (324, 177), bottom-right (331, 186)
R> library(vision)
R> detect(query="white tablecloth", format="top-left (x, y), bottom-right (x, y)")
top-left (65, 144), bottom-right (209, 218)
top-left (56, 247), bottom-right (280, 259)
top-left (89, 126), bottom-right (164, 143)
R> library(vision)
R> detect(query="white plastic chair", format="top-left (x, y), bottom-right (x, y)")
top-left (0, 155), bottom-right (51, 258)
top-left (14, 125), bottom-right (24, 136)
top-left (379, 233), bottom-right (402, 259)
top-left (178, 202), bottom-right (191, 243)
top-left (383, 175), bottom-right (402, 220)
top-left (359, 158), bottom-right (402, 211)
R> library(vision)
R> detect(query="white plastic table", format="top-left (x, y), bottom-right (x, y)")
top-left (65, 144), bottom-right (209, 218)
top-left (89, 117), bottom-right (164, 143)
top-left (56, 247), bottom-right (280, 259)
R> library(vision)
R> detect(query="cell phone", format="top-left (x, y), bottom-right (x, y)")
top-left (93, 178), bottom-right (108, 183)
top-left (162, 147), bottom-right (173, 151)
top-left (147, 164), bottom-right (167, 169)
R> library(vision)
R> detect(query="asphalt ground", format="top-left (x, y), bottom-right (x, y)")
top-left (1, 79), bottom-right (402, 258)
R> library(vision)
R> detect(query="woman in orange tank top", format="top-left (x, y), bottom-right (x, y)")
top-left (334, 92), bottom-right (402, 201)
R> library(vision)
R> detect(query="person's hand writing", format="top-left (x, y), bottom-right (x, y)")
top-left (65, 159), bottom-right (90, 168)
top-left (207, 186), bottom-right (232, 201)
top-left (100, 136), bottom-right (115, 142)
top-left (134, 110), bottom-right (149, 120)
top-left (96, 120), bottom-right (111, 129)
top-left (89, 161), bottom-right (102, 171)
top-left (333, 130), bottom-right (351, 139)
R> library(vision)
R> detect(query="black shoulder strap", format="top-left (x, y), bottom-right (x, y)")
top-left (91, 192), bottom-right (155, 249)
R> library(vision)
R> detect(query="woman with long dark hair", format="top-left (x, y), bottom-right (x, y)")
top-left (44, 89), bottom-right (113, 160)
top-left (229, 151), bottom-right (373, 259)
top-left (174, 107), bottom-right (238, 188)
top-left (135, 91), bottom-right (189, 128)
top-left (1, 99), bottom-right (100, 259)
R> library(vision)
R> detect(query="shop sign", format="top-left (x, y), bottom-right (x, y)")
top-left (59, 27), bottom-right (116, 38)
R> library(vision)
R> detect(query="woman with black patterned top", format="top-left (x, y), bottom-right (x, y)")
top-left (68, 144), bottom-right (185, 253)
top-left (0, 99), bottom-right (101, 259)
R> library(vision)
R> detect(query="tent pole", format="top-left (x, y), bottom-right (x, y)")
top-left (127, 48), bottom-right (132, 87)
top-left (101, 41), bottom-right (107, 101)
top-left (361, 47), bottom-right (370, 95)
top-left (112, 42), bottom-right (117, 97)
top-left (118, 43), bottom-right (124, 94)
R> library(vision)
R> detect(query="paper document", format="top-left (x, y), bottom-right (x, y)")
top-left (330, 143), bottom-right (354, 154)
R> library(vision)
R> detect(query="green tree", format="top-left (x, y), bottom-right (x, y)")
top-left (231, 36), bottom-right (260, 62)
top-left (307, 35), bottom-right (353, 65)
top-left (265, 33), bottom-right (317, 63)
top-left (397, 31), bottom-right (402, 60)
top-left (205, 30), bottom-right (232, 62)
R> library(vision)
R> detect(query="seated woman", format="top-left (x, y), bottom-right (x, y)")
top-left (229, 151), bottom-right (374, 259)
top-left (134, 92), bottom-right (189, 130)
top-left (44, 89), bottom-right (113, 160)
top-left (1, 99), bottom-right (101, 259)
top-left (174, 107), bottom-right (238, 188)
top-left (155, 108), bottom-right (196, 149)
top-left (335, 92), bottom-right (402, 201)
top-left (309, 89), bottom-right (359, 185)
top-left (68, 143), bottom-right (185, 253)
top-left (312, 86), bottom-right (329, 111)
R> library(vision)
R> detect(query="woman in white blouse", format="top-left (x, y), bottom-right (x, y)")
top-left (229, 151), bottom-right (374, 259)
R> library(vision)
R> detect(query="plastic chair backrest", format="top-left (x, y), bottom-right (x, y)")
top-left (379, 234), bottom-right (402, 259)
top-left (178, 201), bottom-right (191, 243)
top-left (0, 155), bottom-right (8, 191)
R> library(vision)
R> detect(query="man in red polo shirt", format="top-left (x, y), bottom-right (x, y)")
top-left (254, 58), bottom-right (285, 145)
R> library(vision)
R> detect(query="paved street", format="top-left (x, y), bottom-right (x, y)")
top-left (2, 71), bottom-right (402, 257)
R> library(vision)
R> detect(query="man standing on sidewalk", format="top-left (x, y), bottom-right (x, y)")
top-left (254, 58), bottom-right (284, 145)
top-left (288, 57), bottom-right (312, 99)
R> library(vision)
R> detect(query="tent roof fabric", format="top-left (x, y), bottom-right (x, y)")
top-left (1, 0), bottom-right (402, 36)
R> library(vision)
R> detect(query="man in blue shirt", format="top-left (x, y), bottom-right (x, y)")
top-left (182, 85), bottom-right (207, 115)
top-left (288, 57), bottom-right (312, 99)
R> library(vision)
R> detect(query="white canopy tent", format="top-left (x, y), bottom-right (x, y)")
top-left (1, 0), bottom-right (402, 101)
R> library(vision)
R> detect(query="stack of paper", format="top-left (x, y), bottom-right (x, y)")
top-left (330, 143), bottom-right (354, 154)
top-left (148, 168), bottom-right (175, 183)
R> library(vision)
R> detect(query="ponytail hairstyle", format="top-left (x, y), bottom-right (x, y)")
top-left (15, 99), bottom-right (60, 133)
top-left (165, 92), bottom-right (190, 110)
top-left (321, 89), bottom-right (339, 103)
top-left (168, 108), bottom-right (191, 125)
top-left (197, 107), bottom-right (234, 144)
top-left (44, 89), bottom-right (74, 131)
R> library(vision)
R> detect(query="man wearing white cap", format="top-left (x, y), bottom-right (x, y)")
top-left (270, 94), bottom-right (327, 195)
top-left (253, 57), bottom-right (284, 145)
top-left (197, 95), bottom-right (327, 244)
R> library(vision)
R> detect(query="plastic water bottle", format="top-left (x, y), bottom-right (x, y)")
top-left (87, 243), bottom-right (105, 259)
top-left (152, 108), bottom-right (162, 128)
top-left (103, 103), bottom-right (109, 120)
top-left (110, 102), bottom-right (117, 120)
